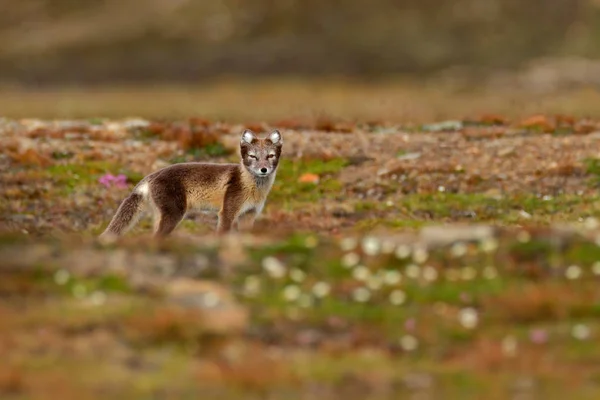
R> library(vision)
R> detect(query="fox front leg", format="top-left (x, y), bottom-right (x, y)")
top-left (217, 194), bottom-right (244, 234)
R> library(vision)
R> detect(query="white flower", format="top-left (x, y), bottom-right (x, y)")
top-left (243, 276), bottom-right (261, 297)
top-left (445, 269), bottom-right (460, 282)
top-left (450, 242), bottom-right (468, 258)
top-left (383, 270), bottom-right (402, 285)
top-left (54, 269), bottom-right (70, 285)
top-left (565, 265), bottom-right (582, 280)
top-left (593, 262), bottom-right (600, 276)
top-left (366, 275), bottom-right (383, 291)
top-left (362, 236), bottom-right (381, 256)
top-left (479, 238), bottom-right (499, 253)
top-left (202, 291), bottom-right (221, 308)
top-left (289, 268), bottom-right (306, 282)
top-left (572, 324), bottom-right (591, 340)
top-left (389, 290), bottom-right (406, 305)
top-left (304, 236), bottom-right (318, 248)
top-left (482, 266), bottom-right (498, 280)
top-left (352, 266), bottom-right (371, 281)
top-left (458, 307), bottom-right (479, 329)
top-left (262, 256), bottom-right (286, 278)
top-left (340, 237), bottom-right (358, 252)
top-left (438, 185), bottom-right (446, 192)
top-left (395, 244), bottom-right (412, 259)
top-left (405, 264), bottom-right (420, 279)
top-left (341, 252), bottom-right (360, 269)
top-left (72, 284), bottom-right (87, 299)
top-left (298, 293), bottom-right (314, 308)
top-left (584, 217), bottom-right (600, 231)
top-left (352, 287), bottom-right (371, 303)
top-left (502, 335), bottom-right (518, 357)
top-left (283, 285), bottom-right (302, 302)
top-left (460, 267), bottom-right (477, 281)
top-left (399, 335), bottom-right (418, 351)
top-left (422, 266), bottom-right (438, 282)
top-left (516, 230), bottom-right (531, 243)
top-left (312, 282), bottom-right (331, 298)
top-left (412, 246), bottom-right (429, 264)
top-left (381, 240), bottom-right (396, 254)
top-left (89, 291), bottom-right (107, 306)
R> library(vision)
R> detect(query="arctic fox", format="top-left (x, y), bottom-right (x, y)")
top-left (100, 129), bottom-right (282, 238)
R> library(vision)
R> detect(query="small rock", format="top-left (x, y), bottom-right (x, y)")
top-left (519, 210), bottom-right (532, 219)
top-left (419, 225), bottom-right (496, 248)
top-left (152, 159), bottom-right (172, 170)
top-left (497, 146), bottom-right (515, 157)
top-left (397, 152), bottom-right (421, 161)
top-left (165, 278), bottom-right (248, 335)
top-left (483, 188), bottom-right (503, 200)
top-left (401, 372), bottom-right (434, 391)
top-left (422, 120), bottom-right (463, 132)
top-left (327, 203), bottom-right (355, 217)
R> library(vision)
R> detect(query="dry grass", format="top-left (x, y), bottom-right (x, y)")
top-left (3, 79), bottom-right (600, 123)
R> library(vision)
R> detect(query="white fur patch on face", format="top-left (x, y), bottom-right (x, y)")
top-left (269, 130), bottom-right (281, 144)
top-left (242, 130), bottom-right (256, 144)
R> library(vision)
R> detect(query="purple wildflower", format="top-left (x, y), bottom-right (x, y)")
top-left (113, 174), bottom-right (128, 189)
top-left (99, 173), bottom-right (128, 189)
top-left (529, 328), bottom-right (548, 344)
top-left (404, 318), bottom-right (416, 332)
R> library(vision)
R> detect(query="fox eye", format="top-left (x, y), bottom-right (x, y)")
top-left (267, 154), bottom-right (275, 159)
top-left (249, 155), bottom-right (258, 160)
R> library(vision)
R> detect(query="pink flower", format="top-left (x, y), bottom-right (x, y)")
top-left (99, 173), bottom-right (128, 189)
top-left (404, 318), bottom-right (416, 332)
top-left (529, 328), bottom-right (548, 344)
top-left (113, 174), bottom-right (128, 189)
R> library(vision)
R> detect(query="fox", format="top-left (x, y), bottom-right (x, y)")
top-left (99, 129), bottom-right (282, 239)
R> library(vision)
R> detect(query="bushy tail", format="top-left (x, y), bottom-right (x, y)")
top-left (100, 192), bottom-right (145, 238)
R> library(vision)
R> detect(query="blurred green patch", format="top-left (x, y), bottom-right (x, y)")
top-left (46, 161), bottom-right (143, 192)
top-left (584, 157), bottom-right (600, 187)
top-left (270, 158), bottom-right (348, 206)
top-left (169, 143), bottom-right (233, 164)
top-left (397, 193), bottom-right (595, 223)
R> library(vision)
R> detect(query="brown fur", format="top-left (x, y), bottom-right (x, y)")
top-left (99, 129), bottom-right (282, 238)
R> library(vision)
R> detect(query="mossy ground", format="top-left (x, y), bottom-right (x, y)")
top-left (3, 112), bottom-right (600, 398)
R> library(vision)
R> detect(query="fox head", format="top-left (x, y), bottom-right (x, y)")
top-left (240, 129), bottom-right (283, 178)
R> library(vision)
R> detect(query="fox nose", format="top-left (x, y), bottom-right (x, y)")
top-left (260, 167), bottom-right (268, 174)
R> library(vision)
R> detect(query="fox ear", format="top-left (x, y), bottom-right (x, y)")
top-left (241, 129), bottom-right (256, 144)
top-left (269, 130), bottom-right (282, 144)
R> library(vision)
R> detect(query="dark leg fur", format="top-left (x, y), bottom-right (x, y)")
top-left (154, 204), bottom-right (186, 237)
top-left (218, 195), bottom-right (243, 235)
top-left (101, 193), bottom-right (144, 237)
top-left (150, 179), bottom-right (187, 238)
top-left (218, 170), bottom-right (245, 234)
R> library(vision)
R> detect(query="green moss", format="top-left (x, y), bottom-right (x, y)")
top-left (270, 158), bottom-right (349, 203)
top-left (584, 157), bottom-right (600, 187)
top-left (47, 161), bottom-right (143, 192)
top-left (565, 241), bottom-right (600, 266)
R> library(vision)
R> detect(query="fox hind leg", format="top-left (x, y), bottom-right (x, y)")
top-left (153, 207), bottom-right (185, 237)
top-left (151, 187), bottom-right (187, 238)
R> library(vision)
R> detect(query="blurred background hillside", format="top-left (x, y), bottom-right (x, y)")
top-left (2, 0), bottom-right (600, 85)
top-left (3, 0), bottom-right (600, 119)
